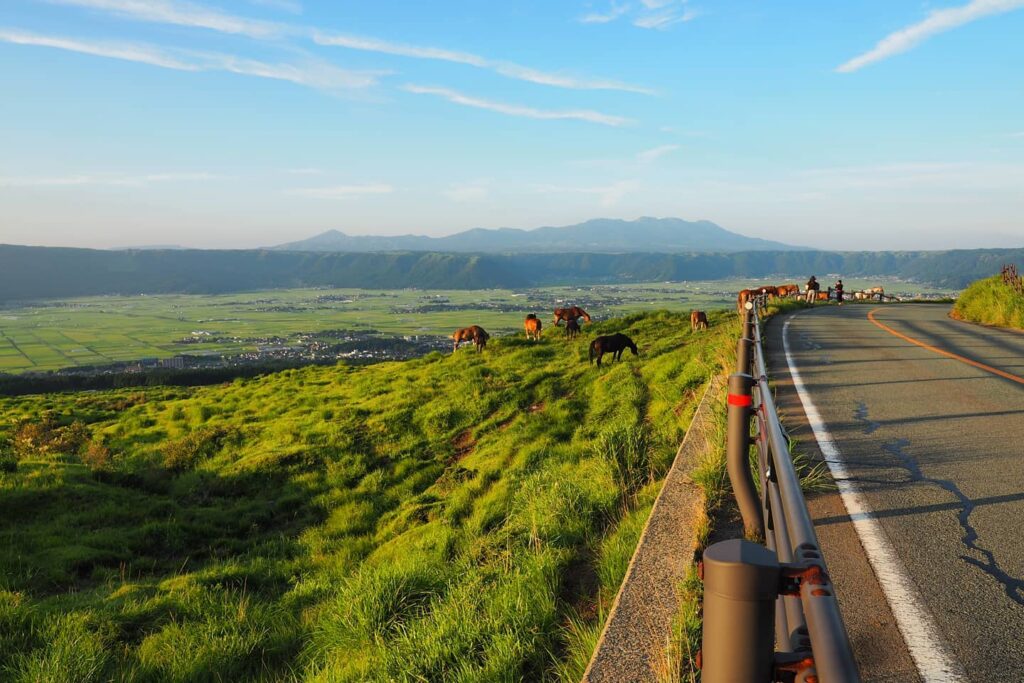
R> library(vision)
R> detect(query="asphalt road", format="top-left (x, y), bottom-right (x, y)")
top-left (765, 304), bottom-right (1024, 682)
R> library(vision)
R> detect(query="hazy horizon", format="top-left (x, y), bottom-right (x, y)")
top-left (1, 0), bottom-right (1023, 251)
top-left (2, 215), bottom-right (1023, 253)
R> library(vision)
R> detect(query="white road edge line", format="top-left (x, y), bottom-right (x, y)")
top-left (782, 316), bottom-right (966, 682)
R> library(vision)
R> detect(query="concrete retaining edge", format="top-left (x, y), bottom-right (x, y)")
top-left (582, 374), bottom-right (725, 682)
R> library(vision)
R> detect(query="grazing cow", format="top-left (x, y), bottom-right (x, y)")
top-left (759, 285), bottom-right (779, 299)
top-left (524, 314), bottom-right (542, 341)
top-left (452, 325), bottom-right (490, 352)
top-left (737, 288), bottom-right (771, 313)
top-left (775, 284), bottom-right (800, 298)
top-left (866, 286), bottom-right (885, 300)
top-left (589, 333), bottom-right (638, 367)
top-left (554, 306), bottom-right (592, 326)
top-left (816, 291), bottom-right (830, 301)
top-left (691, 310), bottom-right (709, 331)
top-left (737, 289), bottom-right (757, 312)
top-left (564, 317), bottom-right (581, 340)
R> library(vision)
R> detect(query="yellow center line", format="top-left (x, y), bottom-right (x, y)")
top-left (867, 308), bottom-right (1024, 386)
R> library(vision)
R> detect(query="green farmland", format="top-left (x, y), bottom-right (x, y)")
top-left (0, 278), bottom-right (947, 374)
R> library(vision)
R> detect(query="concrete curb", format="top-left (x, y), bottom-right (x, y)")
top-left (582, 374), bottom-right (725, 683)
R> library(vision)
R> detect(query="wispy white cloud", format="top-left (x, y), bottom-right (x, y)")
top-left (579, 2), bottom-right (631, 24)
top-left (314, 31), bottom-right (653, 94)
top-left (837, 0), bottom-right (1024, 73)
top-left (444, 180), bottom-right (490, 203)
top-left (582, 0), bottom-right (699, 30)
top-left (491, 63), bottom-right (655, 95)
top-left (633, 5), bottom-right (699, 30)
top-left (1011, 131), bottom-right (1024, 138)
top-left (0, 28), bottom-right (200, 70)
top-left (313, 32), bottom-right (486, 67)
top-left (286, 184), bottom-right (394, 199)
top-left (47, 0), bottom-right (652, 94)
top-left (403, 84), bottom-right (631, 127)
top-left (47, 0), bottom-right (287, 39)
top-left (209, 54), bottom-right (382, 90)
top-left (0, 171), bottom-right (221, 187)
top-left (636, 144), bottom-right (680, 163)
top-left (0, 28), bottom-right (384, 91)
top-left (248, 0), bottom-right (302, 14)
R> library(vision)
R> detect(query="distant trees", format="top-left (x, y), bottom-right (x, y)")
top-left (3, 244), bottom-right (1024, 302)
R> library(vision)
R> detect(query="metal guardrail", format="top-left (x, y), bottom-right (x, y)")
top-left (700, 299), bottom-right (862, 682)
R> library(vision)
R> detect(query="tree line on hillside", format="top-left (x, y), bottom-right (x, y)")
top-left (1, 244), bottom-right (1022, 301)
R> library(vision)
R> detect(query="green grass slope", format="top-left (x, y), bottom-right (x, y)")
top-left (952, 275), bottom-right (1024, 329)
top-left (0, 311), bottom-right (733, 682)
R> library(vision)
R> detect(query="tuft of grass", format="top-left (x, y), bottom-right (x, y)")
top-left (552, 611), bottom-right (604, 682)
top-left (952, 274), bottom-right (1024, 329)
top-left (656, 565), bottom-right (704, 683)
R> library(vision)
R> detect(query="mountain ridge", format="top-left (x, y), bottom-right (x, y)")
top-left (271, 217), bottom-right (804, 253)
top-left (2, 243), bottom-right (1021, 302)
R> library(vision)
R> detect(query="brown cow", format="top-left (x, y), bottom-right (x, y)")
top-left (775, 284), bottom-right (800, 298)
top-left (554, 306), bottom-right (592, 326)
top-left (524, 314), bottom-right (542, 341)
top-left (690, 310), bottom-right (709, 331)
top-left (564, 317), bottom-right (581, 340)
top-left (452, 325), bottom-right (489, 352)
top-left (816, 291), bottom-right (830, 301)
top-left (737, 289), bottom-right (769, 312)
top-left (736, 289), bottom-right (756, 312)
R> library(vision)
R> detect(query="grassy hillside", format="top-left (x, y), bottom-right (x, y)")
top-left (952, 274), bottom-right (1024, 329)
top-left (0, 311), bottom-right (733, 681)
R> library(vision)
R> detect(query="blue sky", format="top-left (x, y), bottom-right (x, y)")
top-left (1, 0), bottom-right (1022, 250)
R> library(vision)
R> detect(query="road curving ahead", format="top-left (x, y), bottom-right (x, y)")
top-left (765, 303), bottom-right (1024, 683)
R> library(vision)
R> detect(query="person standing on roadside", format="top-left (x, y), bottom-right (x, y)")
top-left (834, 279), bottom-right (844, 305)
top-left (805, 275), bottom-right (820, 304)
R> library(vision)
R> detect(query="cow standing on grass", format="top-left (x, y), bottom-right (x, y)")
top-left (691, 310), bottom-right (708, 331)
top-left (452, 326), bottom-right (489, 352)
top-left (524, 314), bottom-right (542, 341)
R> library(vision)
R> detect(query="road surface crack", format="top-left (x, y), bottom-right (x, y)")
top-left (880, 437), bottom-right (1024, 606)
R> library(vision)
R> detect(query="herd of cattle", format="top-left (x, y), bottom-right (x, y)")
top-left (737, 282), bottom-right (886, 310)
top-left (450, 282), bottom-right (885, 365)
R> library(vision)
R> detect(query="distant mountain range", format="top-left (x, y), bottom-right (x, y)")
top-left (271, 217), bottom-right (804, 253)
top-left (3, 244), bottom-right (1021, 302)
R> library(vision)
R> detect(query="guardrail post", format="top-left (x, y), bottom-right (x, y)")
top-left (701, 539), bottom-right (779, 682)
top-left (737, 336), bottom-right (752, 374)
top-left (727, 372), bottom-right (764, 539)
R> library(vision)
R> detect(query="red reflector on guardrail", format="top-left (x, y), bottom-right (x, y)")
top-left (727, 393), bottom-right (752, 407)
